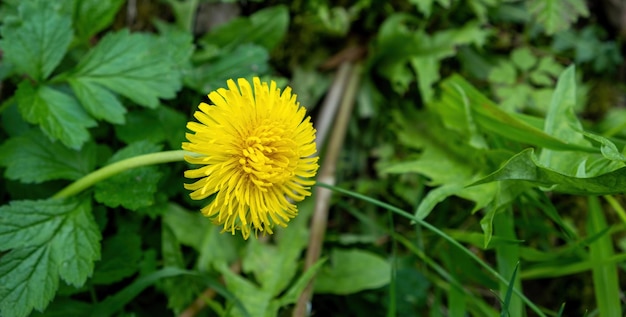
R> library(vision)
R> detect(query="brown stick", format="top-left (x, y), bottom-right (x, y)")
top-left (292, 62), bottom-right (361, 317)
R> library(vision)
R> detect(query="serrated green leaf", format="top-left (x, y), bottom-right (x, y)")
top-left (71, 29), bottom-right (182, 108)
top-left (16, 82), bottom-right (96, 150)
top-left (94, 141), bottom-right (164, 210)
top-left (91, 232), bottom-right (142, 285)
top-left (68, 78), bottom-right (127, 124)
top-left (0, 0), bottom-right (73, 81)
top-left (315, 249), bottom-right (391, 294)
top-left (49, 198), bottom-right (100, 286)
top-left (0, 197), bottom-right (101, 317)
top-left (527, 0), bottom-right (589, 35)
top-left (0, 129), bottom-right (98, 183)
top-left (0, 245), bottom-right (58, 317)
top-left (114, 106), bottom-right (186, 149)
top-left (0, 199), bottom-right (78, 250)
top-left (73, 0), bottom-right (124, 41)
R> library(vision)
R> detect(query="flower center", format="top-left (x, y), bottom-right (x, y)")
top-left (238, 121), bottom-right (298, 190)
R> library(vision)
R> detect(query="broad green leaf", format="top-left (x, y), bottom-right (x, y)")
top-left (315, 249), bottom-right (391, 294)
top-left (114, 106), bottom-right (186, 149)
top-left (527, 0), bottom-right (589, 35)
top-left (0, 246), bottom-right (58, 317)
top-left (162, 203), bottom-right (238, 269)
top-left (91, 231), bottom-right (142, 285)
top-left (49, 199), bottom-right (100, 286)
top-left (0, 199), bottom-right (84, 251)
top-left (68, 78), bottom-right (126, 124)
top-left (582, 131), bottom-right (626, 162)
top-left (383, 110), bottom-right (497, 219)
top-left (16, 82), bottom-right (96, 150)
top-left (0, 198), bottom-right (101, 317)
top-left (437, 74), bottom-right (597, 153)
top-left (94, 141), bottom-right (163, 210)
top-left (376, 16), bottom-right (487, 98)
top-left (185, 44), bottom-right (270, 93)
top-left (71, 29), bottom-right (182, 109)
top-left (217, 262), bottom-right (272, 317)
top-left (73, 0), bottom-right (124, 41)
top-left (0, 0), bottom-right (73, 81)
top-left (472, 148), bottom-right (626, 195)
top-left (0, 130), bottom-right (98, 183)
top-left (539, 65), bottom-right (592, 175)
top-left (199, 5), bottom-right (289, 51)
top-left (242, 240), bottom-right (298, 297)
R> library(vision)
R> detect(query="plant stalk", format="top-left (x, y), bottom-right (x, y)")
top-left (293, 62), bottom-right (361, 317)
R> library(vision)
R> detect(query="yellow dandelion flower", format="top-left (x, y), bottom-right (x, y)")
top-left (182, 77), bottom-right (319, 239)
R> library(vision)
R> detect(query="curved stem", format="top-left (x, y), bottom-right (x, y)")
top-left (317, 182), bottom-right (547, 317)
top-left (53, 150), bottom-right (190, 199)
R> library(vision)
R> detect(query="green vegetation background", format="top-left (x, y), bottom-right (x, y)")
top-left (0, 0), bottom-right (625, 316)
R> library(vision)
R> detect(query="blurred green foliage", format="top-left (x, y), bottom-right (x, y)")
top-left (1, 0), bottom-right (625, 316)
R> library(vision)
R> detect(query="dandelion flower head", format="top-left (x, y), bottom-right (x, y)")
top-left (183, 77), bottom-right (319, 239)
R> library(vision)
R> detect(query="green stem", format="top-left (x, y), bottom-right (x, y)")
top-left (317, 182), bottom-right (546, 317)
top-left (53, 150), bottom-right (189, 199)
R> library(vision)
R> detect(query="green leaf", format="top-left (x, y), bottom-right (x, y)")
top-left (71, 29), bottom-right (182, 109)
top-left (437, 74), bottom-right (596, 153)
top-left (0, 130), bottom-right (98, 183)
top-left (185, 44), bottom-right (270, 93)
top-left (73, 0), bottom-right (124, 41)
top-left (0, 0), bottom-right (73, 81)
top-left (114, 106), bottom-right (186, 149)
top-left (315, 249), bottom-right (391, 294)
top-left (538, 65), bottom-right (591, 174)
top-left (30, 298), bottom-right (93, 317)
top-left (488, 61), bottom-right (517, 85)
top-left (217, 262), bottom-right (272, 317)
top-left (527, 0), bottom-right (589, 35)
top-left (16, 82), bottom-right (96, 150)
top-left (587, 196), bottom-right (622, 317)
top-left (0, 198), bottom-right (101, 317)
top-left (0, 199), bottom-right (78, 250)
top-left (94, 141), bottom-right (164, 210)
top-left (199, 5), bottom-right (289, 51)
top-left (92, 267), bottom-right (249, 317)
top-left (50, 199), bottom-right (100, 286)
top-left (472, 148), bottom-right (626, 195)
top-left (91, 231), bottom-right (142, 285)
top-left (0, 246), bottom-right (58, 317)
top-left (511, 47), bottom-right (537, 71)
top-left (68, 78), bottom-right (127, 124)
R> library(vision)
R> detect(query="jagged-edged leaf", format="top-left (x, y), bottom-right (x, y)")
top-left (0, 0), bottom-right (73, 81)
top-left (15, 82), bottom-right (96, 150)
top-left (0, 129), bottom-right (98, 183)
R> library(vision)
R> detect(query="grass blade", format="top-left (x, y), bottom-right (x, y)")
top-left (587, 196), bottom-right (621, 317)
